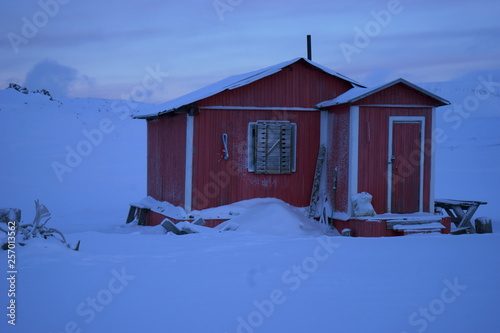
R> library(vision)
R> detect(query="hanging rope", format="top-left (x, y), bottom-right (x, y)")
top-left (222, 133), bottom-right (229, 160)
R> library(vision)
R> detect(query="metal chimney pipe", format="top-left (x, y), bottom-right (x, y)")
top-left (307, 35), bottom-right (312, 61)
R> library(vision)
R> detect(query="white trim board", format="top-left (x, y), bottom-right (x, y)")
top-left (430, 108), bottom-right (436, 213)
top-left (184, 115), bottom-right (194, 212)
top-left (199, 106), bottom-right (319, 111)
top-left (348, 106), bottom-right (359, 217)
top-left (351, 104), bottom-right (437, 108)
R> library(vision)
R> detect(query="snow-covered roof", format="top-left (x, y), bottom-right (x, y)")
top-left (134, 57), bottom-right (364, 119)
top-left (316, 78), bottom-right (451, 108)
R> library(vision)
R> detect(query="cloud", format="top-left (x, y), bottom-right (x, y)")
top-left (23, 60), bottom-right (94, 97)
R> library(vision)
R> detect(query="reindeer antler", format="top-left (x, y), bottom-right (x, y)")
top-left (31, 200), bottom-right (51, 236)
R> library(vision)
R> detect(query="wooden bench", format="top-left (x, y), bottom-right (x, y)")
top-left (434, 199), bottom-right (487, 234)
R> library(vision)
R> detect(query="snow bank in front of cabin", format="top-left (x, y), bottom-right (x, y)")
top-left (146, 197), bottom-right (330, 237)
top-left (131, 196), bottom-right (329, 236)
top-left (198, 198), bottom-right (328, 236)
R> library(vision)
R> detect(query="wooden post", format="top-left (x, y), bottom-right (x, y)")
top-left (0, 208), bottom-right (21, 223)
top-left (138, 208), bottom-right (150, 226)
top-left (475, 217), bottom-right (493, 234)
top-left (126, 206), bottom-right (137, 223)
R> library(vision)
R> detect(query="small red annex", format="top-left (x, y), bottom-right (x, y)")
top-left (134, 57), bottom-right (451, 236)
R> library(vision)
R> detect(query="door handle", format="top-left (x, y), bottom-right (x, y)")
top-left (388, 155), bottom-right (395, 164)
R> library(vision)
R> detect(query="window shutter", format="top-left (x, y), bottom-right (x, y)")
top-left (254, 121), bottom-right (294, 174)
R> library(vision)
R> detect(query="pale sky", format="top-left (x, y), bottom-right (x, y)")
top-left (1, 0), bottom-right (499, 103)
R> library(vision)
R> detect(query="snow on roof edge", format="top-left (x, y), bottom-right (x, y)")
top-left (302, 58), bottom-right (365, 88)
top-left (317, 78), bottom-right (451, 108)
top-left (134, 57), bottom-right (363, 119)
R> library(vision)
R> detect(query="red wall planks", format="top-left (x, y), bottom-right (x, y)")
top-left (354, 83), bottom-right (442, 106)
top-left (357, 107), bottom-right (433, 213)
top-left (146, 114), bottom-right (187, 207)
top-left (333, 219), bottom-right (401, 237)
top-left (198, 59), bottom-right (354, 108)
top-left (191, 108), bottom-right (320, 210)
top-left (186, 59), bottom-right (355, 210)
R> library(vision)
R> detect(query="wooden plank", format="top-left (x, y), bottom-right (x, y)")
top-left (138, 208), bottom-right (150, 226)
top-left (160, 219), bottom-right (186, 235)
top-left (435, 199), bottom-right (488, 207)
top-left (192, 217), bottom-right (206, 226)
top-left (392, 222), bottom-right (445, 231)
top-left (456, 205), bottom-right (479, 233)
top-left (126, 205), bottom-right (150, 225)
top-left (126, 206), bottom-right (137, 223)
top-left (386, 219), bottom-right (442, 230)
top-left (451, 227), bottom-right (471, 235)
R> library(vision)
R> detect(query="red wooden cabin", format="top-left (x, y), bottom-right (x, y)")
top-left (134, 57), bottom-right (451, 236)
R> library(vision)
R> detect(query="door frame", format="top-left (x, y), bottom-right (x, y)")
top-left (387, 116), bottom-right (425, 213)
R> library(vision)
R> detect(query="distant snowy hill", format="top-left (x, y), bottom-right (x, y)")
top-left (0, 87), bottom-right (147, 232)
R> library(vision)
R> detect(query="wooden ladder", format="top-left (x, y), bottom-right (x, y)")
top-left (308, 145), bottom-right (326, 218)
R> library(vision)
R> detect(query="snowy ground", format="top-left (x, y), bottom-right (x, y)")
top-left (1, 80), bottom-right (499, 333)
